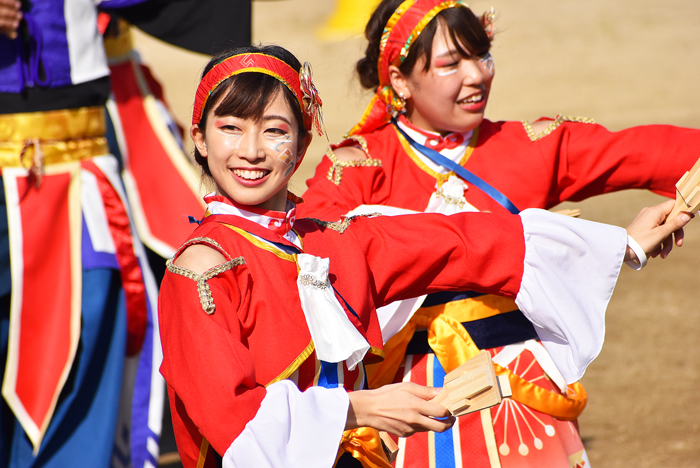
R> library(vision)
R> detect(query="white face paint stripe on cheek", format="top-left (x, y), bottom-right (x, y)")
top-left (212, 126), bottom-right (243, 150)
top-left (435, 68), bottom-right (459, 77)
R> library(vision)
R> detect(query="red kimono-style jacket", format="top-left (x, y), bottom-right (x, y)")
top-left (299, 117), bottom-right (699, 220)
top-left (296, 116), bottom-right (698, 468)
top-left (158, 206), bottom-right (530, 467)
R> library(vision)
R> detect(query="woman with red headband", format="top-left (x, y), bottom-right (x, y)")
top-left (298, 0), bottom-right (700, 467)
top-left (157, 43), bottom-right (689, 468)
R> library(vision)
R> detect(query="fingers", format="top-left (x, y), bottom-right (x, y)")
top-left (659, 234), bottom-right (673, 259)
top-left (674, 226), bottom-right (685, 247)
top-left (348, 383), bottom-right (458, 437)
top-left (0, 0), bottom-right (21, 39)
top-left (401, 382), bottom-right (442, 401)
top-left (656, 212), bottom-right (692, 253)
top-left (627, 201), bottom-right (694, 259)
top-left (667, 211), bottom-right (694, 231)
top-left (415, 414), bottom-right (455, 434)
top-left (384, 411), bottom-right (455, 437)
top-left (659, 221), bottom-right (689, 259)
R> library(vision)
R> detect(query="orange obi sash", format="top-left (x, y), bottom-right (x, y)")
top-left (337, 427), bottom-right (393, 468)
top-left (366, 294), bottom-right (587, 421)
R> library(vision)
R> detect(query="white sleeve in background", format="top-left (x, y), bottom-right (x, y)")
top-left (515, 209), bottom-right (627, 384)
top-left (223, 381), bottom-right (349, 468)
top-left (344, 204), bottom-right (428, 343)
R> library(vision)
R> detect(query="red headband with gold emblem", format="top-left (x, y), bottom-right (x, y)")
top-left (349, 0), bottom-right (494, 135)
top-left (192, 52), bottom-right (325, 137)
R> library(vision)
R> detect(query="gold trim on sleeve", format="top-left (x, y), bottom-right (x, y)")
top-left (522, 115), bottom-right (595, 142)
top-left (196, 437), bottom-right (210, 468)
top-left (267, 341), bottom-right (316, 385)
top-left (166, 237), bottom-right (245, 315)
top-left (325, 136), bottom-right (382, 186)
top-left (306, 213), bottom-right (382, 234)
top-left (306, 217), bottom-right (353, 233)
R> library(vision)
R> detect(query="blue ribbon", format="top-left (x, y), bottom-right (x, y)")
top-left (394, 122), bottom-right (520, 214)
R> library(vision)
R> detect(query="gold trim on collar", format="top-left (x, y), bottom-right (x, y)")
top-left (394, 125), bottom-right (479, 186)
top-left (522, 115), bottom-right (595, 142)
top-left (223, 223), bottom-right (297, 262)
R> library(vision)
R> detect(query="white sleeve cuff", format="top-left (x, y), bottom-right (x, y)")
top-left (624, 234), bottom-right (648, 270)
top-left (223, 381), bottom-right (348, 468)
top-left (515, 209), bottom-right (627, 384)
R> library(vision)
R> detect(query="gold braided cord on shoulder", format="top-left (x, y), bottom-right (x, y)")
top-left (522, 115), bottom-right (595, 142)
top-left (325, 137), bottom-right (382, 186)
top-left (166, 252), bottom-right (245, 315)
top-left (176, 236), bottom-right (233, 261)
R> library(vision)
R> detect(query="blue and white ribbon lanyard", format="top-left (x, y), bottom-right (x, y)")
top-left (393, 121), bottom-right (520, 214)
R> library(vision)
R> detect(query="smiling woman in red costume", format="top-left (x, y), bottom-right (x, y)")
top-left (297, 1), bottom-right (700, 467)
top-left (157, 43), bottom-right (689, 468)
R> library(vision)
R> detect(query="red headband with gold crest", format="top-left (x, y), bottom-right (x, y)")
top-left (192, 52), bottom-right (325, 137)
top-left (348, 0), bottom-right (494, 136)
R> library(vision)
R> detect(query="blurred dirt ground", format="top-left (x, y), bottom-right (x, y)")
top-left (133, 1), bottom-right (700, 466)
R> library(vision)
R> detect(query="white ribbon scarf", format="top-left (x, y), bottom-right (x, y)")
top-left (425, 175), bottom-right (479, 214)
top-left (296, 253), bottom-right (370, 370)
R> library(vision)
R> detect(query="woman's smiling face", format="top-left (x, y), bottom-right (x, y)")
top-left (191, 89), bottom-right (306, 212)
top-left (393, 20), bottom-right (495, 136)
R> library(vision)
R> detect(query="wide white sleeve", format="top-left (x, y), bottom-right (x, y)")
top-left (223, 381), bottom-right (349, 468)
top-left (514, 209), bottom-right (627, 384)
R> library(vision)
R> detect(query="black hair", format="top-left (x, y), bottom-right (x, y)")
top-left (193, 44), bottom-right (309, 179)
top-left (356, 0), bottom-right (492, 90)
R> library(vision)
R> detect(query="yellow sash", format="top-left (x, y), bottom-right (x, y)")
top-left (336, 427), bottom-right (393, 468)
top-left (366, 295), bottom-right (587, 421)
top-left (0, 107), bottom-right (108, 169)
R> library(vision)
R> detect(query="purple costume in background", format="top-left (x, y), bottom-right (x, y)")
top-left (0, 1), bottom-right (162, 467)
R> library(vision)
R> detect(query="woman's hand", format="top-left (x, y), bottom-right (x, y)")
top-left (346, 382), bottom-right (455, 437)
top-left (625, 199), bottom-right (693, 262)
top-left (0, 0), bottom-right (21, 40)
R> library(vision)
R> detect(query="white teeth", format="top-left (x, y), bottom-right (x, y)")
top-left (459, 93), bottom-right (483, 104)
top-left (233, 169), bottom-right (267, 180)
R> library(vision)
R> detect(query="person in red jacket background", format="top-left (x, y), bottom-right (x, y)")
top-left (298, 1), bottom-right (700, 467)
top-left (157, 42), bottom-right (688, 468)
